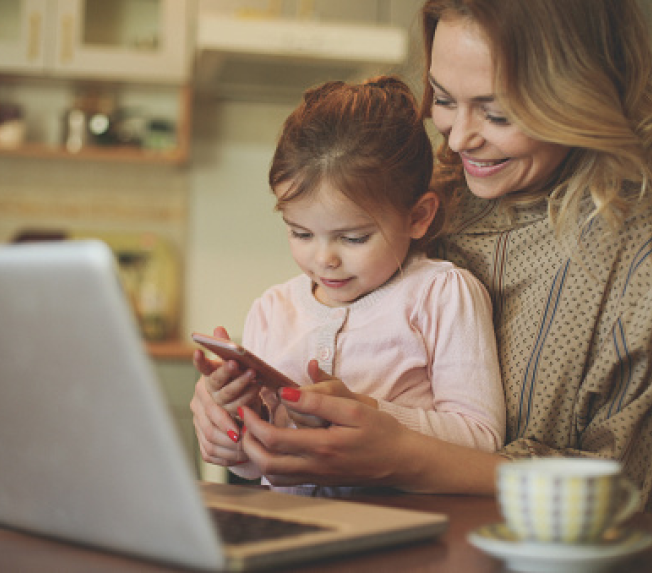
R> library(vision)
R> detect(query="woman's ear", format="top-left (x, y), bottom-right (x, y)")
top-left (409, 192), bottom-right (440, 239)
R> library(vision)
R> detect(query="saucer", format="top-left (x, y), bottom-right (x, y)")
top-left (468, 523), bottom-right (652, 573)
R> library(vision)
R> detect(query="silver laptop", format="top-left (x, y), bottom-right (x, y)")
top-left (0, 239), bottom-right (447, 571)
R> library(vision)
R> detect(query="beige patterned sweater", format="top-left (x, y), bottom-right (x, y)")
top-left (433, 189), bottom-right (652, 511)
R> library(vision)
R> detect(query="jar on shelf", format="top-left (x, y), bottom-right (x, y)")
top-left (0, 103), bottom-right (26, 149)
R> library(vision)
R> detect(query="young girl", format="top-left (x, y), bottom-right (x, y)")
top-left (192, 76), bottom-right (505, 491)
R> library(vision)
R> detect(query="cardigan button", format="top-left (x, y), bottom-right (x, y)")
top-left (318, 347), bottom-right (331, 361)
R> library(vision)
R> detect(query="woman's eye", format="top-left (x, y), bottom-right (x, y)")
top-left (485, 112), bottom-right (510, 126)
top-left (343, 235), bottom-right (370, 245)
top-left (433, 97), bottom-right (455, 109)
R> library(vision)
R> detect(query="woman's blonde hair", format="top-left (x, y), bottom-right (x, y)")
top-left (421, 0), bottom-right (652, 236)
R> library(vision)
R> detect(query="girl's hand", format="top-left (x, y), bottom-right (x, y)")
top-left (283, 360), bottom-right (378, 428)
top-left (191, 326), bottom-right (261, 468)
top-left (190, 373), bottom-right (250, 467)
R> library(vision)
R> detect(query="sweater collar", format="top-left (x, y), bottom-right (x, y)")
top-left (294, 253), bottom-right (428, 317)
top-left (447, 189), bottom-right (550, 235)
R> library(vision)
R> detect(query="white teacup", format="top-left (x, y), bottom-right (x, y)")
top-left (497, 458), bottom-right (640, 544)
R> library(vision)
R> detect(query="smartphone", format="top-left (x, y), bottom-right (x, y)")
top-left (191, 332), bottom-right (299, 391)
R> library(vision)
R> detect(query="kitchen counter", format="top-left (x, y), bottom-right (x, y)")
top-left (146, 339), bottom-right (196, 361)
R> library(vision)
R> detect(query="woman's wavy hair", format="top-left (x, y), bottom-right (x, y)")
top-left (269, 75), bottom-right (445, 251)
top-left (421, 0), bottom-right (652, 235)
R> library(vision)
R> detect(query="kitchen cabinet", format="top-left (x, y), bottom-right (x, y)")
top-left (0, 0), bottom-right (49, 73)
top-left (0, 0), bottom-right (194, 164)
top-left (0, 0), bottom-right (194, 83)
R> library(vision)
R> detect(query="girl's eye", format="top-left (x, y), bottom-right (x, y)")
top-left (290, 229), bottom-right (312, 240)
top-left (343, 235), bottom-right (370, 245)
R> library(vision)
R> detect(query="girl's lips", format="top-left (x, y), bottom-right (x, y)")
top-left (320, 278), bottom-right (352, 289)
top-left (461, 155), bottom-right (510, 178)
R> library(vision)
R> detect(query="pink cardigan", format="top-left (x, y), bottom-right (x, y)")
top-left (243, 252), bottom-right (503, 445)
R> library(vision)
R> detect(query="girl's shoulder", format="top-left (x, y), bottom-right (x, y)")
top-left (401, 254), bottom-right (490, 301)
top-left (250, 274), bottom-right (309, 311)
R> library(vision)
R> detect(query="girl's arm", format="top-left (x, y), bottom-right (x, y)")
top-left (380, 268), bottom-right (505, 451)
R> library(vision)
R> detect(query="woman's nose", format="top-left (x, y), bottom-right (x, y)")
top-left (447, 110), bottom-right (484, 152)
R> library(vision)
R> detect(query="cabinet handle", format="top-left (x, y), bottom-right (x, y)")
top-left (60, 14), bottom-right (74, 63)
top-left (28, 12), bottom-right (42, 61)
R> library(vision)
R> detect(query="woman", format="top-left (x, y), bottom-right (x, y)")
top-left (191, 0), bottom-right (652, 509)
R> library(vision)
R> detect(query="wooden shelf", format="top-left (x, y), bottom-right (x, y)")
top-left (0, 141), bottom-right (188, 165)
top-left (147, 340), bottom-right (196, 361)
top-left (0, 83), bottom-right (192, 165)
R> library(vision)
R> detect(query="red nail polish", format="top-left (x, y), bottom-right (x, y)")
top-left (280, 387), bottom-right (301, 402)
top-left (242, 425), bottom-right (247, 435)
top-left (227, 430), bottom-right (239, 443)
top-left (237, 406), bottom-right (244, 419)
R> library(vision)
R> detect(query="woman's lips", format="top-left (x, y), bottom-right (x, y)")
top-left (461, 155), bottom-right (510, 177)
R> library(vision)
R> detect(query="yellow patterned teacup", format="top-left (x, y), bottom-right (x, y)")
top-left (497, 459), bottom-right (640, 544)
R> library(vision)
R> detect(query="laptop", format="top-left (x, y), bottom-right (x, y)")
top-left (0, 239), bottom-right (448, 571)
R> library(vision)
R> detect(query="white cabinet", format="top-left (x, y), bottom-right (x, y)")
top-left (0, 0), bottom-right (194, 83)
top-left (0, 0), bottom-right (50, 73)
top-left (0, 0), bottom-right (194, 163)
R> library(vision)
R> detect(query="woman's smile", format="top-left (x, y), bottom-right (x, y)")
top-left (461, 153), bottom-right (511, 177)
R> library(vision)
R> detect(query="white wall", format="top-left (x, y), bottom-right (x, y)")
top-left (184, 98), bottom-right (299, 341)
top-left (184, 0), bottom-right (426, 341)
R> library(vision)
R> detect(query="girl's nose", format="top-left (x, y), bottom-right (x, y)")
top-left (447, 109), bottom-right (484, 152)
top-left (316, 245), bottom-right (340, 269)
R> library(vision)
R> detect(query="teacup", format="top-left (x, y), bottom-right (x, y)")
top-left (497, 458), bottom-right (640, 544)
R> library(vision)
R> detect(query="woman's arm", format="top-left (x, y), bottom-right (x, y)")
top-left (238, 390), bottom-right (507, 494)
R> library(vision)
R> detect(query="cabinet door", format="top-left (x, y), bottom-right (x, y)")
top-left (0, 0), bottom-right (50, 73)
top-left (53, 0), bottom-right (191, 83)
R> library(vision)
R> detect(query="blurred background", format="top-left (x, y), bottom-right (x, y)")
top-left (1, 0), bottom-right (649, 480)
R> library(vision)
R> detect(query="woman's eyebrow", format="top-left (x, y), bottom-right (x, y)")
top-left (428, 72), bottom-right (496, 103)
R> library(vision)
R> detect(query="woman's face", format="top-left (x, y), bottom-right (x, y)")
top-left (429, 16), bottom-right (570, 200)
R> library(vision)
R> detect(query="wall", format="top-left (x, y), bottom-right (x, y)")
top-left (185, 98), bottom-right (299, 340)
top-left (0, 0), bottom-right (426, 343)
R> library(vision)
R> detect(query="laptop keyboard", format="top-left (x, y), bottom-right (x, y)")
top-left (209, 507), bottom-right (334, 545)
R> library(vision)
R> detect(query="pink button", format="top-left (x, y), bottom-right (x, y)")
top-left (318, 347), bottom-right (331, 361)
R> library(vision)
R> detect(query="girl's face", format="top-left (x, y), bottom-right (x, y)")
top-left (429, 16), bottom-right (570, 200)
top-left (276, 181), bottom-right (428, 307)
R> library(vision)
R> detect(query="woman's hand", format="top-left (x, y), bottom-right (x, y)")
top-left (190, 327), bottom-right (262, 468)
top-left (237, 388), bottom-right (505, 493)
top-left (238, 390), bottom-right (408, 487)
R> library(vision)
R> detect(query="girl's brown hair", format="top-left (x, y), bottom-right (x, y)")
top-left (269, 76), bottom-right (444, 248)
top-left (421, 0), bottom-right (652, 236)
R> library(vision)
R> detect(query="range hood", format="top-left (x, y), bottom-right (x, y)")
top-left (195, 14), bottom-right (409, 102)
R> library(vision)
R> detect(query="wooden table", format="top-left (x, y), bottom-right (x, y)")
top-left (0, 484), bottom-right (650, 572)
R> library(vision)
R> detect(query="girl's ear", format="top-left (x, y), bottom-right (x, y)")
top-left (409, 192), bottom-right (440, 240)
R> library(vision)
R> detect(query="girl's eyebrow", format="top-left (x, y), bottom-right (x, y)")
top-left (281, 215), bottom-right (309, 230)
top-left (428, 72), bottom-right (496, 104)
top-left (282, 215), bottom-right (375, 235)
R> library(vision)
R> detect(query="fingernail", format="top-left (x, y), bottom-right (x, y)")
top-left (227, 430), bottom-right (239, 443)
top-left (237, 406), bottom-right (244, 419)
top-left (280, 387), bottom-right (301, 402)
top-left (242, 425), bottom-right (247, 435)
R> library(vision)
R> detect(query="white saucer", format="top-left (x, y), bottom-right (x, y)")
top-left (468, 523), bottom-right (652, 573)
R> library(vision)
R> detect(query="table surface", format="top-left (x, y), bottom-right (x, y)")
top-left (1, 483), bottom-right (650, 572)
